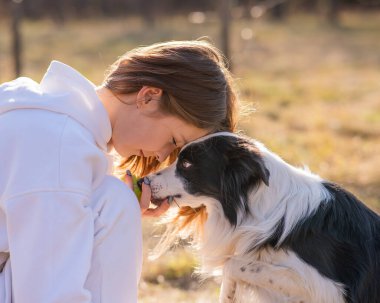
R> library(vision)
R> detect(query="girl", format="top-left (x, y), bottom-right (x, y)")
top-left (0, 40), bottom-right (239, 303)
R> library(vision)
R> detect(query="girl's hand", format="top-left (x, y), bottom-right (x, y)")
top-left (123, 171), bottom-right (134, 191)
top-left (123, 171), bottom-right (170, 217)
top-left (140, 182), bottom-right (170, 217)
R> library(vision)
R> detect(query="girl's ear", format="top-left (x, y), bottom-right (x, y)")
top-left (136, 86), bottom-right (163, 110)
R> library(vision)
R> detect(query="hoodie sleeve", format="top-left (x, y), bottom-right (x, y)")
top-left (3, 190), bottom-right (94, 303)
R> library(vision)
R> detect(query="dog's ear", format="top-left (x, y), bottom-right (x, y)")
top-left (219, 137), bottom-right (270, 226)
top-left (225, 137), bottom-right (270, 188)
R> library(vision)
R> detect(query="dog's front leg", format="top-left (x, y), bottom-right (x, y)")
top-left (219, 261), bottom-right (237, 303)
top-left (226, 258), bottom-right (308, 301)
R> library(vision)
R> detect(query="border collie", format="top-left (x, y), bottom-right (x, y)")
top-left (146, 132), bottom-right (380, 303)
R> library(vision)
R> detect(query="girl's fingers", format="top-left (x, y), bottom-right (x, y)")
top-left (143, 200), bottom-right (170, 217)
top-left (140, 182), bottom-right (171, 217)
top-left (124, 173), bottom-right (167, 217)
top-left (140, 182), bottom-right (152, 214)
top-left (123, 170), bottom-right (133, 191)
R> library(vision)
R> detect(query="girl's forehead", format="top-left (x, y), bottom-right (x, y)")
top-left (161, 115), bottom-right (211, 146)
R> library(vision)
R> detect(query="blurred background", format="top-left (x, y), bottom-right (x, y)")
top-left (1, 0), bottom-right (380, 301)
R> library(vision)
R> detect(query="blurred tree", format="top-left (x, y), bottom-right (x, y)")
top-left (47, 0), bottom-right (65, 25)
top-left (220, 0), bottom-right (231, 69)
top-left (99, 0), bottom-right (113, 16)
top-left (0, 0), bottom-right (378, 20)
top-left (10, 0), bottom-right (23, 77)
top-left (241, 0), bottom-right (255, 19)
top-left (271, 0), bottom-right (288, 20)
top-left (326, 0), bottom-right (340, 25)
top-left (22, 0), bottom-right (43, 19)
top-left (138, 0), bottom-right (160, 27)
top-left (72, 0), bottom-right (89, 16)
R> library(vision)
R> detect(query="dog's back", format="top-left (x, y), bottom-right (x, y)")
top-left (276, 182), bottom-right (380, 302)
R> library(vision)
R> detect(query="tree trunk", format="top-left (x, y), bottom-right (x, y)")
top-left (220, 0), bottom-right (232, 70)
top-left (10, 0), bottom-right (23, 77)
top-left (22, 0), bottom-right (42, 19)
top-left (271, 1), bottom-right (288, 21)
top-left (326, 0), bottom-right (340, 25)
top-left (50, 0), bottom-right (65, 26)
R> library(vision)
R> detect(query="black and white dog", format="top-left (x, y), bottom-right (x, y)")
top-left (147, 132), bottom-right (380, 303)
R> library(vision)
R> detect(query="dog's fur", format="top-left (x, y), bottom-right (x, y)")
top-left (147, 132), bottom-right (380, 303)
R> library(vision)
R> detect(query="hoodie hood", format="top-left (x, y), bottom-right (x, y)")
top-left (0, 61), bottom-right (112, 152)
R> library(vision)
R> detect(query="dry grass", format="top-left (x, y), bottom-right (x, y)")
top-left (0, 10), bottom-right (379, 302)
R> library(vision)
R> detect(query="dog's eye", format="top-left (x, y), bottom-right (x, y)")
top-left (181, 160), bottom-right (192, 169)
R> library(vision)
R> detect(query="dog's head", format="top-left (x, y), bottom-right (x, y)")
top-left (148, 133), bottom-right (270, 226)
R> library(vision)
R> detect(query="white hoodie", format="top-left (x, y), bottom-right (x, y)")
top-left (0, 61), bottom-right (121, 302)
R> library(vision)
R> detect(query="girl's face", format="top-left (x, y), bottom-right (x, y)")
top-left (107, 87), bottom-right (210, 162)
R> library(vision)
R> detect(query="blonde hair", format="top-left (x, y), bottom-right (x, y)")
top-left (103, 39), bottom-right (240, 177)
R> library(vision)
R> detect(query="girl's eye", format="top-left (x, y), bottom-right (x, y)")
top-left (172, 137), bottom-right (177, 147)
top-left (182, 160), bottom-right (192, 169)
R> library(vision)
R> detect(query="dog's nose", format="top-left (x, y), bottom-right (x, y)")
top-left (143, 176), bottom-right (151, 185)
top-left (137, 176), bottom-right (152, 190)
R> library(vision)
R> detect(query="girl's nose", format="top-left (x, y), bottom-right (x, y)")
top-left (155, 145), bottom-right (175, 163)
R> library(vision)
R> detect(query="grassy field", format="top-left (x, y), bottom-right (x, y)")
top-left (1, 10), bottom-right (379, 302)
